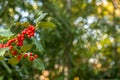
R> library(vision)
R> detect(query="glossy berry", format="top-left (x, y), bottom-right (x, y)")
top-left (0, 44), bottom-right (3, 48)
top-left (29, 52), bottom-right (33, 56)
top-left (24, 54), bottom-right (28, 58)
top-left (29, 56), bottom-right (34, 61)
top-left (34, 54), bottom-right (38, 58)
top-left (17, 34), bottom-right (21, 38)
top-left (0, 24), bottom-right (36, 63)
top-left (9, 45), bottom-right (13, 50)
top-left (27, 35), bottom-right (31, 38)
top-left (6, 42), bottom-right (10, 47)
top-left (12, 51), bottom-right (17, 55)
top-left (17, 42), bottom-right (23, 46)
top-left (17, 54), bottom-right (22, 60)
top-left (22, 30), bottom-right (26, 35)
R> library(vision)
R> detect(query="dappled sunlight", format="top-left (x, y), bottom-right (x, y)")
top-left (0, 0), bottom-right (120, 80)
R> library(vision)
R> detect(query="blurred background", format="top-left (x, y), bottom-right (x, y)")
top-left (0, 0), bottom-right (120, 80)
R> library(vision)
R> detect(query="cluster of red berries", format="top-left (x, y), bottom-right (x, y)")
top-left (0, 25), bottom-right (38, 61)
top-left (0, 25), bottom-right (35, 49)
top-left (24, 52), bottom-right (38, 61)
top-left (16, 25), bottom-right (35, 46)
top-left (12, 51), bottom-right (38, 61)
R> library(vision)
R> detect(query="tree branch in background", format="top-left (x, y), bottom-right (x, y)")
top-left (112, 0), bottom-right (120, 9)
top-left (66, 0), bottom-right (71, 15)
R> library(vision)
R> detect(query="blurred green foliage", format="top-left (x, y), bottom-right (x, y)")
top-left (0, 0), bottom-right (120, 80)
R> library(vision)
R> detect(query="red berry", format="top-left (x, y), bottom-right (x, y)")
top-left (17, 37), bottom-right (21, 41)
top-left (31, 27), bottom-right (35, 31)
top-left (0, 44), bottom-right (3, 48)
top-left (24, 54), bottom-right (28, 58)
top-left (3, 44), bottom-right (6, 48)
top-left (21, 34), bottom-right (24, 37)
top-left (8, 40), bottom-right (12, 43)
top-left (14, 38), bottom-right (17, 42)
top-left (3, 44), bottom-right (6, 47)
top-left (16, 42), bottom-right (19, 46)
top-left (30, 32), bottom-right (34, 36)
top-left (7, 43), bottom-right (10, 46)
top-left (11, 39), bottom-right (15, 43)
top-left (4, 44), bottom-right (9, 47)
top-left (29, 56), bottom-right (34, 61)
top-left (20, 37), bottom-right (24, 41)
top-left (29, 52), bottom-right (33, 56)
top-left (17, 42), bottom-right (23, 46)
top-left (29, 25), bottom-right (35, 31)
top-left (27, 30), bottom-right (31, 34)
top-left (22, 30), bottom-right (26, 35)
top-left (17, 54), bottom-right (22, 60)
top-left (34, 54), bottom-right (38, 58)
top-left (26, 30), bottom-right (29, 35)
top-left (9, 45), bottom-right (13, 50)
top-left (17, 34), bottom-right (21, 38)
top-left (12, 51), bottom-right (17, 55)
top-left (27, 35), bottom-right (31, 38)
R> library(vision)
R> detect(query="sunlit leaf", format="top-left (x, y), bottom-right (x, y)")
top-left (36, 21), bottom-right (56, 29)
top-left (15, 22), bottom-right (29, 27)
top-left (35, 13), bottom-right (48, 23)
top-left (20, 44), bottom-right (33, 52)
top-left (15, 22), bottom-right (21, 26)
top-left (100, 38), bottom-right (111, 46)
top-left (0, 28), bottom-right (13, 37)
top-left (0, 48), bottom-right (9, 56)
top-left (21, 22), bottom-right (30, 27)
top-left (0, 35), bottom-right (6, 41)
top-left (8, 57), bottom-right (20, 65)
top-left (0, 57), bottom-right (4, 60)
top-left (0, 76), bottom-right (3, 80)
top-left (117, 47), bottom-right (120, 53)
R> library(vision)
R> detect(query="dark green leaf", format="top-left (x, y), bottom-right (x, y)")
top-left (1, 61), bottom-right (12, 73)
top-left (31, 37), bottom-right (44, 53)
top-left (33, 59), bottom-right (45, 70)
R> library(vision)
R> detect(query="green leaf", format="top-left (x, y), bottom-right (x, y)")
top-left (36, 21), bottom-right (56, 29)
top-left (0, 28), bottom-right (13, 37)
top-left (31, 37), bottom-right (44, 53)
top-left (21, 22), bottom-right (30, 27)
top-left (0, 57), bottom-right (4, 60)
top-left (1, 61), bottom-right (12, 73)
top-left (15, 22), bottom-right (29, 27)
top-left (0, 35), bottom-right (6, 41)
top-left (8, 57), bottom-right (20, 65)
top-left (0, 48), bottom-right (9, 57)
top-left (33, 59), bottom-right (45, 70)
top-left (20, 44), bottom-right (33, 52)
top-left (0, 76), bottom-right (3, 80)
top-left (35, 13), bottom-right (48, 23)
top-left (15, 22), bottom-right (21, 26)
